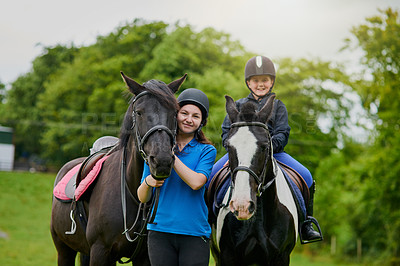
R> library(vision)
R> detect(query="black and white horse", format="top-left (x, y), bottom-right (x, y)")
top-left (210, 95), bottom-right (298, 266)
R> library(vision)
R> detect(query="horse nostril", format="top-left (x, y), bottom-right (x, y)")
top-left (229, 201), bottom-right (235, 213)
top-left (248, 201), bottom-right (255, 214)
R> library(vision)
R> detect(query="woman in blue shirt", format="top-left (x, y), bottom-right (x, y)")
top-left (137, 88), bottom-right (217, 266)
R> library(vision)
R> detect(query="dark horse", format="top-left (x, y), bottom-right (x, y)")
top-left (210, 95), bottom-right (298, 266)
top-left (50, 72), bottom-right (186, 265)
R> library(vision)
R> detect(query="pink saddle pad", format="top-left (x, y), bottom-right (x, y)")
top-left (53, 155), bottom-right (109, 201)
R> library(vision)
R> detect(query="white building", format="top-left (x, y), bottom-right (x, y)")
top-left (0, 126), bottom-right (14, 171)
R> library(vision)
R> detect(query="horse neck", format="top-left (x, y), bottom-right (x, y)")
top-left (124, 137), bottom-right (144, 196)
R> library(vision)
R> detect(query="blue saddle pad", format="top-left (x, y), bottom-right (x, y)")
top-left (212, 175), bottom-right (231, 216)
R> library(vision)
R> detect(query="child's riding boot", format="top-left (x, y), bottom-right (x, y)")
top-left (301, 181), bottom-right (323, 243)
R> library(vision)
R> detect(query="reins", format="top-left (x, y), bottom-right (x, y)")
top-left (229, 121), bottom-right (277, 196)
top-left (119, 146), bottom-right (158, 264)
top-left (118, 90), bottom-right (176, 264)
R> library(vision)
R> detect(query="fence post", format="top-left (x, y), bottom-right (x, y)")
top-left (357, 238), bottom-right (362, 261)
top-left (330, 235), bottom-right (336, 255)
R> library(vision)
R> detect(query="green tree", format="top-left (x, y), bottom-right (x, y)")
top-left (36, 20), bottom-right (169, 164)
top-left (0, 81), bottom-right (5, 103)
top-left (139, 25), bottom-right (247, 82)
top-left (5, 19), bottom-right (356, 176)
top-left (315, 141), bottom-right (367, 257)
top-left (330, 8), bottom-right (400, 262)
top-left (1, 45), bottom-right (78, 158)
top-left (275, 58), bottom-right (354, 174)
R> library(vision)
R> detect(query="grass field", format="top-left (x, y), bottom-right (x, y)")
top-left (0, 171), bottom-right (359, 266)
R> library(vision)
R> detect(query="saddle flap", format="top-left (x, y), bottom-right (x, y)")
top-left (75, 155), bottom-right (109, 200)
top-left (206, 164), bottom-right (229, 206)
top-left (206, 164), bottom-right (231, 220)
top-left (76, 152), bottom-right (108, 187)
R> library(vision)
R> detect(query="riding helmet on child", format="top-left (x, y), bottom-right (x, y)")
top-left (177, 88), bottom-right (209, 123)
top-left (244, 55), bottom-right (276, 92)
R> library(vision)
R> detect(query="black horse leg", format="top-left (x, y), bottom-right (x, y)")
top-left (80, 253), bottom-right (90, 266)
top-left (52, 235), bottom-right (78, 266)
top-left (89, 242), bottom-right (116, 266)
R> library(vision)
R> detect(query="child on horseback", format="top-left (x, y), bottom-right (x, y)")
top-left (216, 55), bottom-right (322, 243)
top-left (137, 88), bottom-right (217, 265)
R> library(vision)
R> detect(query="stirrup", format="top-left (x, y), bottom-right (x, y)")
top-left (299, 216), bottom-right (323, 244)
top-left (65, 209), bottom-right (77, 235)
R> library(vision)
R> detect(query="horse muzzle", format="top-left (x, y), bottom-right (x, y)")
top-left (148, 153), bottom-right (175, 180)
top-left (229, 198), bottom-right (256, 220)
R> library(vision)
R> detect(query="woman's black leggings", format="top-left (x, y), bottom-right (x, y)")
top-left (147, 230), bottom-right (210, 266)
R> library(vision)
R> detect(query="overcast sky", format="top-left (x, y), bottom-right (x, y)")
top-left (1, 0), bottom-right (399, 85)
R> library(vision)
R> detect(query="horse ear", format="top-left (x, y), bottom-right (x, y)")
top-left (120, 71), bottom-right (145, 95)
top-left (167, 73), bottom-right (187, 93)
top-left (258, 95), bottom-right (275, 123)
top-left (225, 95), bottom-right (239, 123)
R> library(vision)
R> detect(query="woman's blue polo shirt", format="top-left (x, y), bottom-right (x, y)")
top-left (141, 138), bottom-right (217, 238)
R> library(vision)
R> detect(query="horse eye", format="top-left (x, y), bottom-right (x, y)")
top-left (136, 111), bottom-right (142, 117)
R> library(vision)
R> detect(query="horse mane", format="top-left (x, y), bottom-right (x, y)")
top-left (118, 79), bottom-right (179, 149)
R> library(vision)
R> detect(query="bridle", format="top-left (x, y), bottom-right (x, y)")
top-left (229, 121), bottom-right (277, 196)
top-left (118, 90), bottom-right (177, 264)
top-left (130, 91), bottom-right (177, 163)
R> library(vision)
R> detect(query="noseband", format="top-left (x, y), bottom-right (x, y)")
top-left (131, 91), bottom-right (176, 163)
top-left (230, 121), bottom-right (277, 196)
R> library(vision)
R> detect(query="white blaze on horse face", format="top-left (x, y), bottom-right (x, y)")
top-left (228, 127), bottom-right (258, 218)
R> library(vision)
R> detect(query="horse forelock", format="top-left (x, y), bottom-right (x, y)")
top-left (142, 79), bottom-right (179, 111)
top-left (119, 79), bottom-right (179, 149)
top-left (240, 102), bottom-right (258, 122)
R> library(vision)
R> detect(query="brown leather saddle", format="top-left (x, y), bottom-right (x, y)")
top-left (206, 164), bottom-right (230, 209)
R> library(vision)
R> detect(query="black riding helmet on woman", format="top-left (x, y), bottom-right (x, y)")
top-left (177, 88), bottom-right (210, 141)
